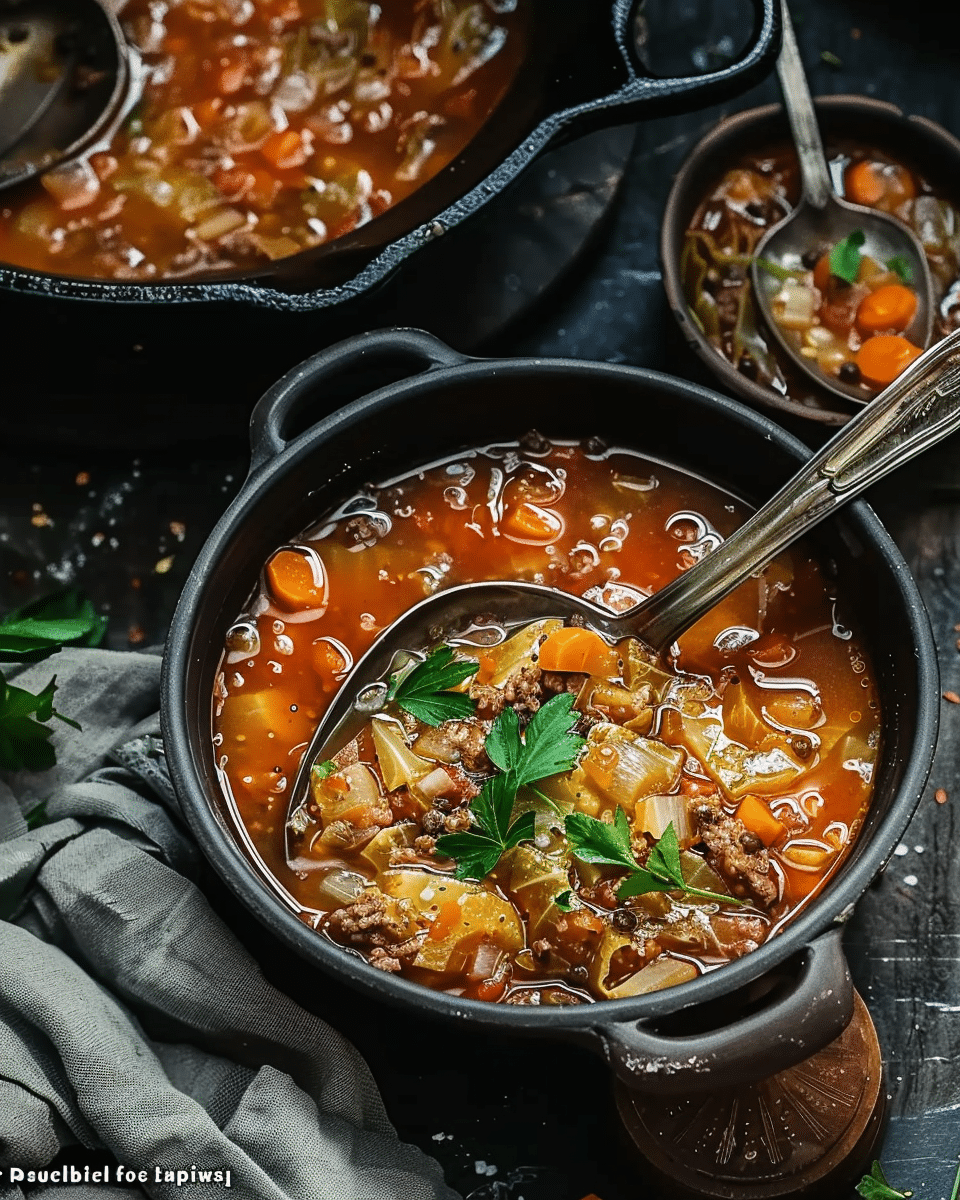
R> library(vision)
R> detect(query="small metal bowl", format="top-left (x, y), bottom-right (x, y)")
top-left (660, 95), bottom-right (960, 426)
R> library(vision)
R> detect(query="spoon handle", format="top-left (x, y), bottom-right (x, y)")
top-left (776, 0), bottom-right (833, 209)
top-left (636, 327), bottom-right (960, 652)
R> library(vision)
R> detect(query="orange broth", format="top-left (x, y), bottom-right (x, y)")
top-left (213, 439), bottom-right (879, 1003)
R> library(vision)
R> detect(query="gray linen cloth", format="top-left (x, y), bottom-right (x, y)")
top-left (0, 648), bottom-right (461, 1200)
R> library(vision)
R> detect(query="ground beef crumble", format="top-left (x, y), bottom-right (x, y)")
top-left (471, 664), bottom-right (543, 721)
top-left (690, 799), bottom-right (779, 908)
top-left (325, 888), bottom-right (426, 973)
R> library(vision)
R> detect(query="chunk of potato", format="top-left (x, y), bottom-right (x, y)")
top-left (380, 870), bottom-right (523, 972)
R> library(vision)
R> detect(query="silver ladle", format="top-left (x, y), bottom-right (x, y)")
top-left (285, 324), bottom-right (960, 836)
top-left (750, 1), bottom-right (933, 404)
top-left (0, 0), bottom-right (139, 190)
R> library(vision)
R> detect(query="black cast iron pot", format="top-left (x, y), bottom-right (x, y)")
top-left (162, 327), bottom-right (938, 1094)
top-left (1, 0), bottom-right (779, 308)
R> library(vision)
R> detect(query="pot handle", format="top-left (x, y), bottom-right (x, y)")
top-left (248, 328), bottom-right (470, 472)
top-left (570, 0), bottom-right (780, 130)
top-left (596, 928), bottom-right (854, 1095)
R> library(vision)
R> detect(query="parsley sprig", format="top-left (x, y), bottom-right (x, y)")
top-left (0, 676), bottom-right (80, 772)
top-left (435, 693), bottom-right (586, 880)
top-left (386, 646), bottom-right (478, 726)
top-left (564, 810), bottom-right (740, 905)
top-left (856, 1160), bottom-right (915, 1200)
top-left (0, 590), bottom-right (106, 662)
top-left (0, 590), bottom-right (105, 772)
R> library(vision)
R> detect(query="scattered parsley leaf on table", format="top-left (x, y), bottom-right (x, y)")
top-left (855, 1161), bottom-right (913, 1199)
top-left (829, 229), bottom-right (866, 285)
top-left (0, 589), bottom-right (107, 662)
top-left (386, 646), bottom-right (478, 726)
top-left (565, 812), bottom-right (741, 905)
top-left (0, 674), bottom-right (81, 771)
top-left (436, 693), bottom-right (585, 879)
top-left (0, 590), bottom-right (105, 772)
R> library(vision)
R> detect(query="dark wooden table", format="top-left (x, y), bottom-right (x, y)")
top-left (3, 1), bottom-right (960, 1196)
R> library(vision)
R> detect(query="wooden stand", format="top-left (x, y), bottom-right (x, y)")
top-left (615, 992), bottom-right (885, 1199)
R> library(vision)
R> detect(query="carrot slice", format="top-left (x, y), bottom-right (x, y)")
top-left (260, 129), bottom-right (308, 171)
top-left (265, 549), bottom-right (326, 611)
top-left (428, 898), bottom-right (463, 941)
top-left (845, 159), bottom-right (916, 210)
top-left (735, 795), bottom-right (786, 847)
top-left (855, 335), bottom-right (923, 388)
top-left (845, 160), bottom-right (886, 207)
top-left (855, 284), bottom-right (917, 335)
top-left (812, 251), bottom-right (832, 293)
top-left (502, 501), bottom-right (562, 543)
top-left (538, 627), bottom-right (619, 676)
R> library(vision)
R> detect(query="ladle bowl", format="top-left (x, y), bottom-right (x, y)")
top-left (0, 0), bottom-right (139, 189)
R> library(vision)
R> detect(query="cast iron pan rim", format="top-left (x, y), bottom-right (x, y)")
top-left (0, 19), bottom-right (608, 308)
top-left (162, 353), bottom-right (938, 1030)
top-left (0, 0), bottom-right (780, 310)
top-left (660, 93), bottom-right (960, 426)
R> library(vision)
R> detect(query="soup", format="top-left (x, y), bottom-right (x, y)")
top-left (0, 0), bottom-right (523, 280)
top-left (682, 138), bottom-right (960, 399)
top-left (213, 437), bottom-right (879, 1004)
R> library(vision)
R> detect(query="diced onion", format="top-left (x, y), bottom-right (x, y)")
top-left (315, 868), bottom-right (367, 908)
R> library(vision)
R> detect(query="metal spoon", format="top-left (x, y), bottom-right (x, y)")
top-left (750, 1), bottom-right (933, 404)
top-left (0, 0), bottom-right (139, 190)
top-left (285, 325), bottom-right (960, 836)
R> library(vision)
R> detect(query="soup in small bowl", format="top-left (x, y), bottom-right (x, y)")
top-left (661, 96), bottom-right (960, 424)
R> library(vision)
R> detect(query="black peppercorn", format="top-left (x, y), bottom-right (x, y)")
top-left (737, 352), bottom-right (759, 381)
top-left (838, 361), bottom-right (862, 385)
top-left (612, 908), bottom-right (639, 932)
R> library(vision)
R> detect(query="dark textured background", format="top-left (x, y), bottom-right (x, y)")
top-left (3, 1), bottom-right (960, 1196)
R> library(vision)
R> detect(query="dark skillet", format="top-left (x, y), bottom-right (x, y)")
top-left (0, 0), bottom-right (780, 309)
top-left (162, 328), bottom-right (938, 1094)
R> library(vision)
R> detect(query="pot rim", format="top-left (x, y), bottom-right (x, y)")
top-left (162, 349), bottom-right (938, 1031)
top-left (660, 93), bottom-right (960, 426)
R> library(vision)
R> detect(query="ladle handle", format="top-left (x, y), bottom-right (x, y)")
top-left (636, 326), bottom-right (960, 652)
top-left (775, 1), bottom-right (832, 209)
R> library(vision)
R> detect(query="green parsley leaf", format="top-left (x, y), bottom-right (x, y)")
top-left (436, 694), bottom-right (584, 880)
top-left (565, 807), bottom-right (636, 871)
top-left (887, 255), bottom-right (913, 285)
top-left (485, 705), bottom-right (523, 774)
top-left (855, 1161), bottom-right (913, 1199)
top-left (514, 693), bottom-right (587, 787)
top-left (471, 770), bottom-right (520, 845)
top-left (311, 760), bottom-right (337, 784)
top-left (435, 831), bottom-right (504, 881)
top-left (829, 229), bottom-right (866, 285)
top-left (565, 814), bottom-right (740, 905)
top-left (820, 49), bottom-right (843, 67)
top-left (0, 673), bottom-right (80, 771)
top-left (386, 646), bottom-right (478, 726)
top-left (0, 589), bottom-right (107, 663)
top-left (436, 774), bottom-right (535, 881)
top-left (554, 890), bottom-right (574, 912)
